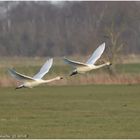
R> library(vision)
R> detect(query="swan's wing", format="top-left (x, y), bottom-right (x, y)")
top-left (86, 42), bottom-right (105, 64)
top-left (8, 68), bottom-right (35, 81)
top-left (64, 57), bottom-right (88, 67)
top-left (33, 58), bottom-right (53, 80)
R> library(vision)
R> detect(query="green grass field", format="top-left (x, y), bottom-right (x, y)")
top-left (0, 56), bottom-right (140, 77)
top-left (0, 56), bottom-right (140, 86)
top-left (0, 84), bottom-right (140, 138)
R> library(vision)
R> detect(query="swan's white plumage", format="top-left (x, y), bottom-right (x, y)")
top-left (8, 58), bottom-right (53, 81)
top-left (64, 57), bottom-right (88, 68)
top-left (64, 42), bottom-right (111, 75)
top-left (8, 68), bottom-right (35, 81)
top-left (33, 58), bottom-right (53, 79)
top-left (64, 43), bottom-right (105, 68)
top-left (86, 42), bottom-right (105, 64)
top-left (8, 58), bottom-right (62, 89)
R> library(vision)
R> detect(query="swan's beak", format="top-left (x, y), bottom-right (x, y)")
top-left (107, 62), bottom-right (113, 72)
top-left (70, 71), bottom-right (78, 76)
top-left (109, 62), bottom-right (112, 66)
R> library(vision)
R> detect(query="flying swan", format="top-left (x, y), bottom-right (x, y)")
top-left (64, 42), bottom-right (112, 76)
top-left (8, 58), bottom-right (63, 89)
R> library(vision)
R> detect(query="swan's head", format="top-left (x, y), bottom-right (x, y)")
top-left (56, 76), bottom-right (63, 80)
top-left (70, 70), bottom-right (78, 76)
top-left (106, 62), bottom-right (112, 66)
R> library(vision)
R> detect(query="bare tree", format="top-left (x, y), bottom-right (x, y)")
top-left (104, 23), bottom-right (126, 74)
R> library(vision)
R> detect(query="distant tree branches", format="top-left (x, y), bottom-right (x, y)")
top-left (0, 1), bottom-right (139, 57)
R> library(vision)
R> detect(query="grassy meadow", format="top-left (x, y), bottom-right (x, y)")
top-left (0, 85), bottom-right (140, 138)
top-left (0, 55), bottom-right (140, 86)
top-left (0, 56), bottom-right (140, 138)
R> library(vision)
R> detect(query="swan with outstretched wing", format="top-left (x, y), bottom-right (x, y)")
top-left (8, 58), bottom-right (63, 89)
top-left (64, 42), bottom-right (112, 76)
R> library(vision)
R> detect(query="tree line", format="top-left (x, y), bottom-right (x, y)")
top-left (0, 1), bottom-right (140, 57)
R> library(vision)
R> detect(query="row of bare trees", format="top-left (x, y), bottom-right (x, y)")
top-left (0, 1), bottom-right (140, 57)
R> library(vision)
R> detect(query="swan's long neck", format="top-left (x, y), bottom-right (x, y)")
top-left (94, 62), bottom-right (110, 69)
top-left (22, 77), bottom-right (62, 88)
top-left (43, 77), bottom-right (61, 83)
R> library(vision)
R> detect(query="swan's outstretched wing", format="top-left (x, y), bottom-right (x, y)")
top-left (33, 58), bottom-right (53, 80)
top-left (86, 42), bottom-right (105, 64)
top-left (64, 57), bottom-right (88, 67)
top-left (8, 68), bottom-right (35, 81)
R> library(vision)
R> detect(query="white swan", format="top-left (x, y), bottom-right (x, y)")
top-left (64, 42), bottom-right (112, 76)
top-left (8, 58), bottom-right (63, 89)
